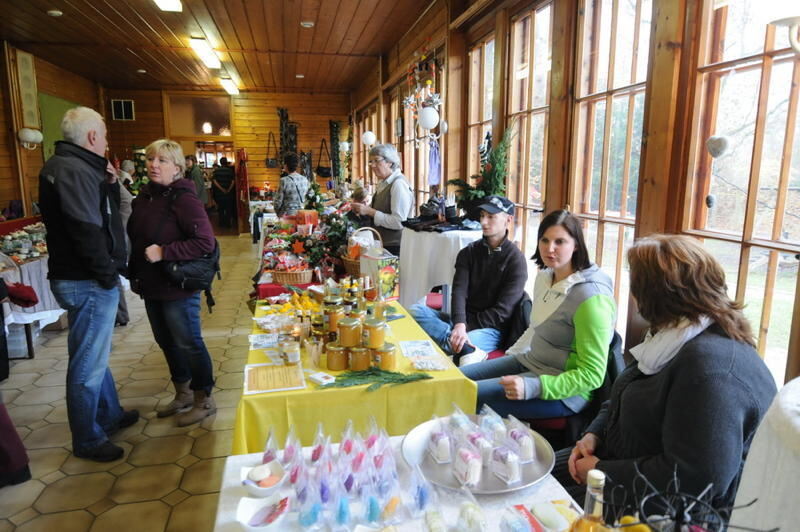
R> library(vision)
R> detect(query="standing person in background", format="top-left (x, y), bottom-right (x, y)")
top-left (350, 144), bottom-right (413, 255)
top-left (128, 139), bottom-right (217, 426)
top-left (119, 159), bottom-right (135, 191)
top-left (212, 157), bottom-right (236, 228)
top-left (39, 106), bottom-right (138, 462)
top-left (114, 165), bottom-right (133, 327)
top-left (185, 155), bottom-right (208, 206)
top-left (274, 152), bottom-right (308, 217)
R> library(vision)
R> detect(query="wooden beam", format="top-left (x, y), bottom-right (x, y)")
top-left (490, 8), bottom-right (509, 148)
top-left (445, 28), bottom-right (467, 192)
top-left (449, 0), bottom-right (494, 31)
top-left (544, 0), bottom-right (577, 213)
top-left (785, 259), bottom-right (800, 383)
top-left (3, 42), bottom-right (32, 217)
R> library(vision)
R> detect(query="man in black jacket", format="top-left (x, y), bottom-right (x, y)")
top-left (410, 195), bottom-right (528, 366)
top-left (39, 107), bottom-right (138, 462)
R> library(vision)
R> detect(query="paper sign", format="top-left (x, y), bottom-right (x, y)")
top-left (244, 363), bottom-right (306, 395)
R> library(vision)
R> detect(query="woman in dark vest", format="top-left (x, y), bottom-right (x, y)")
top-left (350, 144), bottom-right (414, 255)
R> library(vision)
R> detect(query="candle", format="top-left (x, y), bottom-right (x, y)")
top-left (338, 318), bottom-right (362, 348)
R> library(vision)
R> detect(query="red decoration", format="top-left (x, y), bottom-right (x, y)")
top-left (292, 240), bottom-right (306, 255)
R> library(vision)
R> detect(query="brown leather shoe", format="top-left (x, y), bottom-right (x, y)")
top-left (175, 390), bottom-right (216, 427)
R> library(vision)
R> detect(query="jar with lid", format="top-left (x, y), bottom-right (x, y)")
top-left (323, 295), bottom-right (344, 309)
top-left (337, 317), bottom-right (362, 348)
top-left (373, 342), bottom-right (397, 371)
top-left (363, 318), bottom-right (387, 349)
top-left (326, 343), bottom-right (348, 371)
top-left (324, 305), bottom-right (344, 333)
top-left (279, 341), bottom-right (301, 365)
top-left (349, 346), bottom-right (371, 371)
top-left (349, 309), bottom-right (367, 324)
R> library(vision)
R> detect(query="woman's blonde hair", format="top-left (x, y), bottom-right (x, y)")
top-left (627, 234), bottom-right (755, 347)
top-left (145, 139), bottom-right (185, 181)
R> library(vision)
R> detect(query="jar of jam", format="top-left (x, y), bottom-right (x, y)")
top-left (373, 342), bottom-right (397, 371)
top-left (349, 309), bottom-right (367, 324)
top-left (326, 343), bottom-right (348, 371)
top-left (349, 346), bottom-right (371, 371)
top-left (337, 317), bottom-right (362, 348)
top-left (324, 305), bottom-right (344, 333)
top-left (363, 318), bottom-right (386, 349)
top-left (323, 295), bottom-right (343, 309)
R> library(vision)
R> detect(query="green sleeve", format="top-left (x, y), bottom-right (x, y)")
top-left (539, 294), bottom-right (616, 400)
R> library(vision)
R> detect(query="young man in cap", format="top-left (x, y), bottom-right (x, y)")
top-left (411, 195), bottom-right (528, 366)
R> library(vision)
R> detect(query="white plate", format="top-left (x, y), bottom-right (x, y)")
top-left (235, 494), bottom-right (290, 531)
top-left (240, 461), bottom-right (286, 498)
top-left (401, 415), bottom-right (555, 495)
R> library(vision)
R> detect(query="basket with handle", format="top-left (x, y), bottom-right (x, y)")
top-left (342, 227), bottom-right (382, 277)
top-left (272, 269), bottom-right (313, 285)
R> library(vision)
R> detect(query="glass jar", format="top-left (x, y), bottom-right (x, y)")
top-left (323, 295), bottom-right (343, 309)
top-left (363, 318), bottom-right (386, 349)
top-left (280, 341), bottom-right (301, 366)
top-left (349, 346), bottom-right (371, 371)
top-left (337, 317), bottom-right (362, 348)
top-left (326, 343), bottom-right (348, 371)
top-left (349, 309), bottom-right (367, 324)
top-left (324, 305), bottom-right (344, 333)
top-left (373, 342), bottom-right (397, 371)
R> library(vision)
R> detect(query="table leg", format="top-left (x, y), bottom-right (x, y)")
top-left (442, 284), bottom-right (451, 315)
top-left (23, 323), bottom-right (34, 360)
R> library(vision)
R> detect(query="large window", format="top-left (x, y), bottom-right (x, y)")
top-left (507, 3), bottom-right (552, 257)
top-left (467, 37), bottom-right (495, 178)
top-left (570, 0), bottom-right (653, 338)
top-left (354, 105), bottom-right (378, 186)
top-left (685, 2), bottom-right (800, 384)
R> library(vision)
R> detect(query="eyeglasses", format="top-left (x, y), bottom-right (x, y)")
top-left (368, 158), bottom-right (385, 165)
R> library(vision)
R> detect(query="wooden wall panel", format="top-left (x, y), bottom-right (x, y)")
top-left (105, 89), bottom-right (165, 159)
top-left (0, 57), bottom-right (21, 207)
top-left (232, 92), bottom-right (350, 188)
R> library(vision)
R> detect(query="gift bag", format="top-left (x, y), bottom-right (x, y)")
top-left (265, 132), bottom-right (279, 168)
top-left (315, 138), bottom-right (332, 178)
top-left (360, 248), bottom-right (399, 301)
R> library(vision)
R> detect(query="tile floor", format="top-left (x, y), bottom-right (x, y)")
top-left (0, 234), bottom-right (258, 531)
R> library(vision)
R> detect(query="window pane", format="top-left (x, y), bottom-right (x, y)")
top-left (616, 225), bottom-right (635, 338)
top-left (626, 91), bottom-right (645, 218)
top-left (590, 100), bottom-right (607, 213)
top-left (580, 0), bottom-right (613, 96)
top-left (702, 68), bottom-right (761, 234)
top-left (764, 253), bottom-right (798, 385)
top-left (583, 219), bottom-right (599, 264)
top-left (483, 40), bottom-right (495, 122)
top-left (600, 222), bottom-right (621, 279)
top-left (468, 126), bottom-right (482, 177)
top-left (532, 6), bottom-right (552, 108)
top-left (701, 239), bottom-right (741, 299)
top-left (784, 86), bottom-right (800, 243)
top-left (507, 116), bottom-right (528, 203)
top-left (612, 0), bottom-right (637, 88)
top-left (635, 0), bottom-right (653, 84)
top-left (524, 209), bottom-right (542, 259)
top-left (605, 95), bottom-right (629, 217)
top-left (528, 112), bottom-right (547, 207)
top-left (469, 48), bottom-right (482, 124)
top-left (754, 60), bottom-right (793, 241)
top-left (511, 16), bottom-right (531, 113)
top-left (713, 3), bottom-right (792, 63)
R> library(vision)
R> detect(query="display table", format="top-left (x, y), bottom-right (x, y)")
top-left (256, 281), bottom-right (314, 299)
top-left (398, 228), bottom-right (482, 311)
top-left (232, 304), bottom-right (477, 454)
top-left (215, 436), bottom-right (576, 531)
top-left (731, 377), bottom-right (800, 531)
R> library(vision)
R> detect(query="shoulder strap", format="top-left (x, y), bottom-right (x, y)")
top-left (316, 138), bottom-right (331, 166)
top-left (152, 188), bottom-right (190, 244)
top-left (267, 132), bottom-right (277, 157)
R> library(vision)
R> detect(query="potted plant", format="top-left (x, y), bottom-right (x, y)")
top-left (448, 123), bottom-right (516, 220)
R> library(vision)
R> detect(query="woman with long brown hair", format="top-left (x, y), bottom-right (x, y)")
top-left (558, 234), bottom-right (776, 518)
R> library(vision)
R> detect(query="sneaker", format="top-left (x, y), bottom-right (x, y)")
top-left (458, 347), bottom-right (488, 367)
top-left (74, 441), bottom-right (124, 462)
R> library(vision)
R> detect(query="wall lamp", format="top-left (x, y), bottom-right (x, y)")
top-left (18, 128), bottom-right (43, 150)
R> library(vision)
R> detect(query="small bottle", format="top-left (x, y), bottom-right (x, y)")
top-left (569, 469), bottom-right (611, 531)
top-left (374, 290), bottom-right (386, 321)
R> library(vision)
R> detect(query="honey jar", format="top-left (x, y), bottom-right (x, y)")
top-left (373, 342), bottom-right (397, 371)
top-left (324, 305), bottom-right (344, 333)
top-left (363, 318), bottom-right (387, 349)
top-left (326, 343), bottom-right (348, 371)
top-left (323, 295), bottom-right (343, 308)
top-left (349, 346), bottom-right (371, 371)
top-left (349, 309), bottom-right (367, 324)
top-left (337, 317), bottom-right (362, 347)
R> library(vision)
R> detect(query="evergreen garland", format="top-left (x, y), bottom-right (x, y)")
top-left (321, 367), bottom-right (433, 391)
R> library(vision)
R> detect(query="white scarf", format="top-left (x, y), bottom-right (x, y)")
top-left (630, 316), bottom-right (713, 375)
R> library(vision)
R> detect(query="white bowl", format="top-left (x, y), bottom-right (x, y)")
top-left (235, 494), bottom-right (290, 531)
top-left (240, 460), bottom-right (286, 498)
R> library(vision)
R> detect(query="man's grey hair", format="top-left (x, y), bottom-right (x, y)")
top-left (368, 144), bottom-right (401, 171)
top-left (61, 107), bottom-right (104, 146)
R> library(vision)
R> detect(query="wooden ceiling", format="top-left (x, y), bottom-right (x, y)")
top-left (0, 0), bottom-right (431, 92)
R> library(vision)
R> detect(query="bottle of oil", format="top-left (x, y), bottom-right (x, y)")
top-left (569, 470), bottom-right (611, 531)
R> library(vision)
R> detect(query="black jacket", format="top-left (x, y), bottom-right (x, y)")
top-left (587, 324), bottom-right (777, 515)
top-left (450, 234), bottom-right (528, 334)
top-left (39, 141), bottom-right (127, 289)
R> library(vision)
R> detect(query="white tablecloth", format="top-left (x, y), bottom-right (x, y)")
top-left (398, 228), bottom-right (482, 310)
top-left (1, 257), bottom-right (64, 330)
top-left (731, 377), bottom-right (800, 530)
top-left (214, 436), bottom-right (576, 531)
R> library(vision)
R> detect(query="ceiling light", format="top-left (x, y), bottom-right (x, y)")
top-left (190, 38), bottom-right (221, 69)
top-left (202, 122), bottom-right (213, 134)
top-left (136, 69), bottom-right (147, 74)
top-left (153, 0), bottom-right (182, 12)
top-left (47, 9), bottom-right (63, 17)
top-left (300, 21), bottom-right (314, 28)
top-left (295, 74), bottom-right (305, 79)
top-left (220, 78), bottom-right (239, 95)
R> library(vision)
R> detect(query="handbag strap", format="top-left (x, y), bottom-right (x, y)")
top-left (152, 188), bottom-right (189, 245)
top-left (266, 132), bottom-right (277, 158)
top-left (316, 138), bottom-right (331, 166)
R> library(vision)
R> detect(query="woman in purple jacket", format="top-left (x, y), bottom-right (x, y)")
top-left (128, 139), bottom-right (217, 426)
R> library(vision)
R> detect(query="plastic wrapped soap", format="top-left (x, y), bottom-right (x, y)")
top-left (425, 510), bottom-right (447, 532)
top-left (248, 496), bottom-right (290, 527)
top-left (453, 445), bottom-right (482, 487)
top-left (449, 404), bottom-right (472, 433)
top-left (428, 429), bottom-right (452, 464)
top-left (531, 502), bottom-right (569, 531)
top-left (479, 404), bottom-right (507, 441)
top-left (490, 446), bottom-right (522, 485)
top-left (507, 415), bottom-right (536, 463)
top-left (466, 431), bottom-right (493, 467)
top-left (458, 501), bottom-right (488, 532)
top-left (248, 463), bottom-right (273, 483)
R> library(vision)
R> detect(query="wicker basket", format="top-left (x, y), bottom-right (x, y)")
top-left (272, 269), bottom-right (313, 285)
top-left (342, 227), bottom-right (383, 277)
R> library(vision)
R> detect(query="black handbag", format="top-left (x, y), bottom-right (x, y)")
top-left (315, 138), bottom-right (332, 177)
top-left (265, 131), bottom-right (279, 168)
top-left (153, 189), bottom-right (222, 310)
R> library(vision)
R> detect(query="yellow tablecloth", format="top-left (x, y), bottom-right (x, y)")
top-left (232, 303), bottom-right (477, 454)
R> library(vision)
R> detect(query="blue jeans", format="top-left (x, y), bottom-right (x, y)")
top-left (409, 303), bottom-right (502, 356)
top-left (145, 294), bottom-right (214, 392)
top-left (460, 355), bottom-right (575, 419)
top-left (51, 279), bottom-right (123, 453)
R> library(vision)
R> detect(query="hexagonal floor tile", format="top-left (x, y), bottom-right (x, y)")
top-left (33, 371), bottom-right (67, 387)
top-left (191, 430), bottom-right (233, 459)
top-left (201, 407), bottom-right (237, 432)
top-left (43, 404), bottom-right (68, 424)
top-left (128, 366), bottom-right (170, 381)
top-left (6, 404), bottom-right (54, 427)
top-left (209, 389), bottom-right (241, 409)
top-left (27, 448), bottom-right (69, 480)
top-left (0, 372), bottom-right (41, 390)
top-left (11, 386), bottom-right (65, 406)
top-left (108, 355), bottom-right (145, 369)
top-left (23, 423), bottom-right (72, 449)
top-left (0, 480), bottom-right (45, 519)
top-left (213, 373), bottom-right (243, 390)
top-left (117, 379), bottom-right (168, 399)
top-left (90, 500), bottom-right (171, 532)
top-left (109, 464), bottom-right (183, 504)
top-left (142, 415), bottom-right (194, 438)
top-left (165, 493), bottom-right (219, 532)
top-left (8, 358), bottom-right (56, 373)
top-left (60, 442), bottom-right (131, 474)
top-left (33, 472), bottom-right (114, 513)
top-left (140, 353), bottom-right (168, 366)
top-left (180, 457), bottom-right (226, 495)
top-left (15, 510), bottom-right (93, 532)
top-left (128, 435), bottom-right (193, 466)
